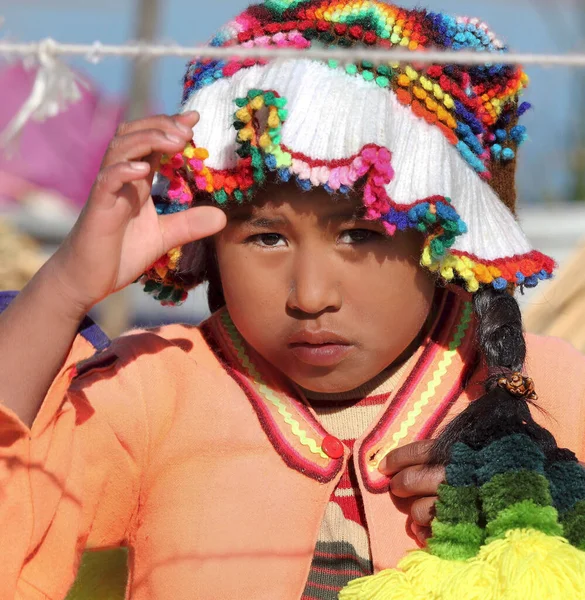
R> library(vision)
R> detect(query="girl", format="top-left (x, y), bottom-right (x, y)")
top-left (2, 1), bottom-right (585, 599)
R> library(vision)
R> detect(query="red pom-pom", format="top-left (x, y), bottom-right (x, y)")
top-left (264, 23), bottom-right (281, 34)
top-left (364, 31), bottom-right (377, 44)
top-left (349, 25), bottom-right (363, 39)
top-left (298, 20), bottom-right (313, 31)
top-left (334, 23), bottom-right (348, 35)
top-left (427, 65), bottom-right (443, 78)
top-left (317, 20), bottom-right (330, 32)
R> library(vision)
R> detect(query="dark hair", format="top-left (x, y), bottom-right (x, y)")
top-left (176, 238), bottom-right (225, 313)
top-left (431, 286), bottom-right (574, 465)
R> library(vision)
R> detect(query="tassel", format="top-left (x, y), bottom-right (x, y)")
top-left (338, 529), bottom-right (585, 600)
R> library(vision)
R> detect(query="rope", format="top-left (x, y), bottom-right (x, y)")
top-left (1, 38), bottom-right (585, 67)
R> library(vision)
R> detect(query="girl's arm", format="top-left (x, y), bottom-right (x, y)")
top-left (0, 111), bottom-right (225, 429)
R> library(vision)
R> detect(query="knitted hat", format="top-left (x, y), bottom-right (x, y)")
top-left (142, 0), bottom-right (555, 305)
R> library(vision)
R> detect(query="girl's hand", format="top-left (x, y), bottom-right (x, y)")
top-left (49, 111), bottom-right (226, 317)
top-left (379, 440), bottom-right (445, 545)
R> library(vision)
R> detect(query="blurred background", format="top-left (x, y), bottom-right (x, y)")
top-left (0, 0), bottom-right (584, 349)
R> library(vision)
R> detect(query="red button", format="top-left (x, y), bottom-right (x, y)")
top-left (322, 435), bottom-right (344, 459)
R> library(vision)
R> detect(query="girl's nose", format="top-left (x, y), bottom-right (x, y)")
top-left (286, 253), bottom-right (342, 316)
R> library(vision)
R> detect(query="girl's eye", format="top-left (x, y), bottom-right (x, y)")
top-left (339, 229), bottom-right (378, 244)
top-left (250, 233), bottom-right (287, 247)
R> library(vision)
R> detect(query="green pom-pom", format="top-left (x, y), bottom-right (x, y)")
top-left (264, 91), bottom-right (276, 105)
top-left (362, 70), bottom-right (374, 81)
top-left (428, 521), bottom-right (485, 560)
top-left (157, 286), bottom-right (174, 301)
top-left (328, 59), bottom-right (339, 69)
top-left (376, 65), bottom-right (392, 76)
top-left (234, 97), bottom-right (248, 108)
top-left (435, 485), bottom-right (480, 525)
top-left (562, 501), bottom-right (585, 550)
top-left (264, 0), bottom-right (310, 15)
top-left (277, 108), bottom-right (288, 121)
top-left (274, 97), bottom-right (287, 109)
top-left (547, 461), bottom-right (585, 513)
top-left (430, 238), bottom-right (445, 258)
top-left (476, 434), bottom-right (545, 485)
top-left (480, 470), bottom-right (552, 522)
top-left (445, 443), bottom-right (478, 486)
top-left (376, 76), bottom-right (390, 87)
top-left (345, 63), bottom-right (358, 75)
top-left (248, 88), bottom-right (263, 99)
top-left (233, 121), bottom-right (246, 131)
top-left (214, 189), bottom-right (229, 205)
top-left (233, 189), bottom-right (244, 204)
top-left (170, 287), bottom-right (185, 305)
top-left (143, 279), bottom-right (159, 294)
top-left (485, 500), bottom-right (562, 542)
top-left (424, 211), bottom-right (437, 224)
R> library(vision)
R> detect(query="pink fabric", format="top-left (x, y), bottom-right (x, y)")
top-left (0, 62), bottom-right (124, 207)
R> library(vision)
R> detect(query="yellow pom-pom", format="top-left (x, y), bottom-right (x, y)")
top-left (249, 95), bottom-right (265, 111)
top-left (438, 560), bottom-right (499, 600)
top-left (267, 107), bottom-right (280, 129)
top-left (338, 566), bottom-right (425, 600)
top-left (340, 530), bottom-right (585, 600)
top-left (235, 107), bottom-right (252, 123)
top-left (259, 133), bottom-right (272, 149)
top-left (479, 529), bottom-right (585, 599)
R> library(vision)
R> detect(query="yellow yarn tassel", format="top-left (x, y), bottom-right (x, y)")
top-left (338, 529), bottom-right (585, 600)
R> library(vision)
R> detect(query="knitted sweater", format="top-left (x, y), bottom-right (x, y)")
top-left (301, 360), bottom-right (415, 599)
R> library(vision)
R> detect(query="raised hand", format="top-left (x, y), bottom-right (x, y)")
top-left (49, 111), bottom-right (226, 315)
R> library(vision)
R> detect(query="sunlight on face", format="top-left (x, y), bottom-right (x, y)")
top-left (214, 182), bottom-right (436, 393)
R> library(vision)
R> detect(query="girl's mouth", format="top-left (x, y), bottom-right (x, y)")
top-left (287, 330), bottom-right (354, 367)
top-left (288, 342), bottom-right (354, 367)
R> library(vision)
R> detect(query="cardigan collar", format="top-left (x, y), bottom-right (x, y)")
top-left (200, 289), bottom-right (477, 488)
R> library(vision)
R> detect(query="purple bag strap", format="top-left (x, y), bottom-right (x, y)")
top-left (0, 291), bottom-right (110, 351)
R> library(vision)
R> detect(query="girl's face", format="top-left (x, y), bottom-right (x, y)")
top-left (214, 183), bottom-right (436, 393)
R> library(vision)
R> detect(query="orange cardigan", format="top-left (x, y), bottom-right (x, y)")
top-left (2, 293), bottom-right (585, 600)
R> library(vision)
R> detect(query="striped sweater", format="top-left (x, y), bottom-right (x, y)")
top-left (301, 361), bottom-right (413, 600)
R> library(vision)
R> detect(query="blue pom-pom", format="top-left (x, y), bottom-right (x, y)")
top-left (518, 102), bottom-right (532, 117)
top-left (515, 271), bottom-right (525, 285)
top-left (296, 178), bottom-right (312, 191)
top-left (278, 168), bottom-right (291, 182)
top-left (524, 275), bottom-right (539, 288)
top-left (264, 154), bottom-right (277, 170)
top-left (495, 129), bottom-right (508, 142)
top-left (491, 144), bottom-right (502, 159)
top-left (502, 148), bottom-right (516, 161)
top-left (339, 185), bottom-right (350, 194)
top-left (493, 277), bottom-right (508, 290)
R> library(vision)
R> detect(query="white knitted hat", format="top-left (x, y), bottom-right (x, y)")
top-left (145, 0), bottom-right (554, 305)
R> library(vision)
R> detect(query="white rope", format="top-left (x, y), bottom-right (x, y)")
top-left (0, 38), bottom-right (585, 67)
top-left (1, 36), bottom-right (583, 148)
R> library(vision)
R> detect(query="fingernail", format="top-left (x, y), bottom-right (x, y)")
top-left (174, 121), bottom-right (194, 135)
top-left (165, 132), bottom-right (184, 143)
top-left (129, 161), bottom-right (150, 171)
